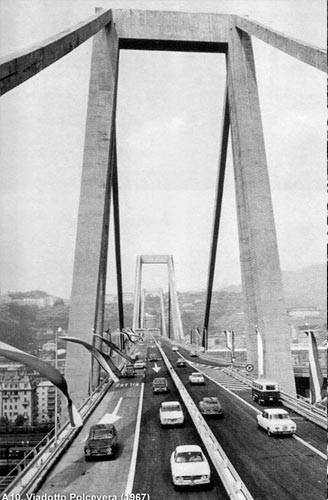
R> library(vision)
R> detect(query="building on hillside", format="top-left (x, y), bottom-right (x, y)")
top-left (0, 373), bottom-right (36, 425)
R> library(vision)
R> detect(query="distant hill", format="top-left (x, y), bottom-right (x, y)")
top-left (220, 264), bottom-right (326, 309)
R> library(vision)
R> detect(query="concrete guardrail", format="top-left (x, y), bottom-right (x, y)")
top-left (156, 340), bottom-right (254, 500)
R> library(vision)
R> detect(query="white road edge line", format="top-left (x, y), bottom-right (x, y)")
top-left (125, 382), bottom-right (145, 495)
top-left (293, 435), bottom-right (326, 460)
top-left (179, 353), bottom-right (326, 461)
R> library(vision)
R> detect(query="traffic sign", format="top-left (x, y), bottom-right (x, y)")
top-left (245, 363), bottom-right (254, 372)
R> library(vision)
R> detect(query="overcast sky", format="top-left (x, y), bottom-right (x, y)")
top-left (0, 0), bottom-right (326, 298)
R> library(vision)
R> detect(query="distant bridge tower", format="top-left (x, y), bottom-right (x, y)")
top-left (133, 255), bottom-right (184, 341)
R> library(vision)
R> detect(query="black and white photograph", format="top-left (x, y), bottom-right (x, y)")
top-left (0, 1), bottom-right (326, 499)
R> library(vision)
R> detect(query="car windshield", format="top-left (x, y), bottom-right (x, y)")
top-left (272, 414), bottom-right (289, 420)
top-left (90, 429), bottom-right (113, 439)
top-left (155, 379), bottom-right (166, 384)
top-left (176, 451), bottom-right (203, 463)
top-left (205, 400), bottom-right (218, 405)
top-left (266, 385), bottom-right (277, 391)
top-left (162, 404), bottom-right (180, 412)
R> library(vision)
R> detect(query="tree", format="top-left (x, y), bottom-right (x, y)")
top-left (14, 414), bottom-right (26, 426)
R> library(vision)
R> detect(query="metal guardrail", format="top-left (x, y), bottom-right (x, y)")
top-left (156, 340), bottom-right (254, 500)
top-left (223, 367), bottom-right (327, 429)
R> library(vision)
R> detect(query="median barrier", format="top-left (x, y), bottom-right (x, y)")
top-left (156, 340), bottom-right (254, 500)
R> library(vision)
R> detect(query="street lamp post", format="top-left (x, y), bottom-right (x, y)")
top-left (54, 327), bottom-right (62, 445)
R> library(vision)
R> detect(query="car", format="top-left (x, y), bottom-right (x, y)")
top-left (84, 424), bottom-right (118, 460)
top-left (170, 445), bottom-right (211, 488)
top-left (176, 359), bottom-right (186, 368)
top-left (159, 401), bottom-right (184, 426)
top-left (123, 363), bottom-right (135, 377)
top-left (190, 351), bottom-right (198, 357)
top-left (134, 360), bottom-right (146, 369)
top-left (198, 397), bottom-right (223, 417)
top-left (189, 372), bottom-right (205, 385)
top-left (257, 408), bottom-right (296, 436)
top-left (148, 352), bottom-right (161, 362)
top-left (172, 346), bottom-right (179, 351)
top-left (252, 379), bottom-right (280, 405)
top-left (153, 377), bottom-right (169, 393)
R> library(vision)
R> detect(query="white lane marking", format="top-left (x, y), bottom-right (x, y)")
top-left (83, 397), bottom-right (123, 440)
top-left (293, 435), bottom-right (326, 460)
top-left (125, 382), bottom-right (145, 495)
top-left (179, 353), bottom-right (326, 460)
top-left (98, 396), bottom-right (123, 424)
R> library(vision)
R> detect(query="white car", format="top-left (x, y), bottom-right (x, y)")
top-left (172, 346), bottom-right (179, 351)
top-left (257, 408), bottom-right (296, 436)
top-left (160, 401), bottom-right (184, 427)
top-left (170, 445), bottom-right (211, 488)
top-left (134, 360), bottom-right (146, 369)
top-left (189, 372), bottom-right (205, 385)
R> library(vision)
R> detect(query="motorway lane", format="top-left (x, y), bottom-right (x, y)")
top-left (164, 344), bottom-right (326, 500)
top-left (133, 339), bottom-right (229, 499)
top-left (38, 379), bottom-right (143, 497)
top-left (177, 345), bottom-right (326, 454)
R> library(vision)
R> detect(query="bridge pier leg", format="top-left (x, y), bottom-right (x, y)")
top-left (65, 18), bottom-right (119, 404)
top-left (227, 26), bottom-right (296, 394)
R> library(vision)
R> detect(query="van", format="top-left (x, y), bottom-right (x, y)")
top-left (251, 379), bottom-right (280, 405)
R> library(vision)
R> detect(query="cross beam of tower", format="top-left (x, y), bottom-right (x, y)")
top-left (2, 10), bottom-right (325, 404)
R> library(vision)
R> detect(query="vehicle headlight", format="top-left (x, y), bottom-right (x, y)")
top-left (274, 426), bottom-right (280, 430)
top-left (174, 476), bottom-right (183, 481)
top-left (201, 475), bottom-right (209, 480)
top-left (107, 447), bottom-right (112, 452)
top-left (85, 448), bottom-right (90, 454)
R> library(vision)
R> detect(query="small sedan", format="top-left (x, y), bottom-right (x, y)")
top-left (176, 359), bottom-right (186, 368)
top-left (160, 401), bottom-right (184, 427)
top-left (257, 408), bottom-right (296, 436)
top-left (172, 346), bottom-right (179, 351)
top-left (134, 360), bottom-right (146, 369)
top-left (189, 372), bottom-right (205, 385)
top-left (170, 445), bottom-right (211, 488)
top-left (84, 424), bottom-right (118, 460)
top-left (199, 397), bottom-right (223, 417)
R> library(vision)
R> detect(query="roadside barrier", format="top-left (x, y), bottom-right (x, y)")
top-left (156, 340), bottom-right (254, 500)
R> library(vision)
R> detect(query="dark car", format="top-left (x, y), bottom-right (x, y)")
top-left (198, 397), bottom-right (223, 417)
top-left (176, 359), bottom-right (186, 368)
top-left (152, 377), bottom-right (169, 393)
top-left (84, 424), bottom-right (118, 460)
top-left (123, 363), bottom-right (135, 377)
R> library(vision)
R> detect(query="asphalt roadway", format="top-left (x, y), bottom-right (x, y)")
top-left (163, 341), bottom-right (326, 500)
